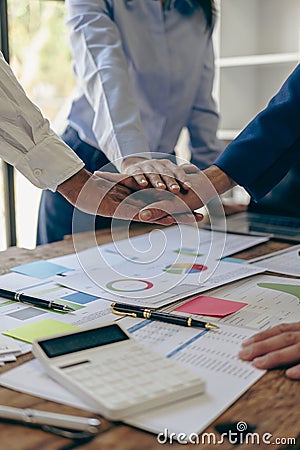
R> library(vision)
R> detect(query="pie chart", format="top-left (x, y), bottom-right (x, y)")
top-left (106, 279), bottom-right (153, 292)
top-left (164, 263), bottom-right (207, 275)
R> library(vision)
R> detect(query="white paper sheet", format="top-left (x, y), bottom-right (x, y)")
top-left (249, 244), bottom-right (300, 277)
top-left (168, 274), bottom-right (300, 330)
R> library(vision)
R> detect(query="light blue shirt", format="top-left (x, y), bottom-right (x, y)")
top-left (66, 0), bottom-right (222, 169)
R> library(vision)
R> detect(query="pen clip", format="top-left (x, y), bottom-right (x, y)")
top-left (110, 304), bottom-right (137, 318)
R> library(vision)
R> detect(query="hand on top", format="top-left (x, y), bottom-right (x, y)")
top-left (121, 156), bottom-right (199, 192)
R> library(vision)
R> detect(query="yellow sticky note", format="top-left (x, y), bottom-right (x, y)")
top-left (2, 319), bottom-right (79, 344)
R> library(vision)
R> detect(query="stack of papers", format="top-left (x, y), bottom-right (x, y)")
top-left (0, 335), bottom-right (30, 366)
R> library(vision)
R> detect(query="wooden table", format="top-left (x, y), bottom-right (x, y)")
top-left (0, 224), bottom-right (299, 449)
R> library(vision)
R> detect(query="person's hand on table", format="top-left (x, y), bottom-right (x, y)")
top-left (121, 156), bottom-right (199, 192)
top-left (239, 322), bottom-right (300, 380)
top-left (56, 168), bottom-right (181, 225)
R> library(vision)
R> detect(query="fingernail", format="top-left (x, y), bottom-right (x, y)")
top-left (241, 338), bottom-right (253, 347)
top-left (139, 210), bottom-right (152, 221)
top-left (252, 356), bottom-right (267, 368)
top-left (238, 347), bottom-right (252, 359)
top-left (285, 367), bottom-right (299, 378)
top-left (170, 184), bottom-right (179, 190)
top-left (140, 179), bottom-right (147, 184)
top-left (184, 181), bottom-right (192, 188)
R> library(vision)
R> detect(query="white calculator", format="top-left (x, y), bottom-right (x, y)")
top-left (32, 322), bottom-right (205, 420)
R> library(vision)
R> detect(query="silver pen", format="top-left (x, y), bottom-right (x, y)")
top-left (0, 405), bottom-right (100, 433)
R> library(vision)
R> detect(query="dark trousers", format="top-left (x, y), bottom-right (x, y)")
top-left (36, 126), bottom-right (117, 245)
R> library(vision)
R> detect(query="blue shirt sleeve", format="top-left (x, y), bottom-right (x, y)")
top-left (215, 64), bottom-right (300, 201)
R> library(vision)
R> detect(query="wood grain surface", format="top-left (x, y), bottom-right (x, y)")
top-left (0, 224), bottom-right (299, 449)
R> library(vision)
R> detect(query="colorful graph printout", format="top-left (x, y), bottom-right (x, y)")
top-left (257, 282), bottom-right (300, 303)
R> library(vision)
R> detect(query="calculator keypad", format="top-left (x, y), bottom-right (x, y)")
top-left (61, 342), bottom-right (205, 419)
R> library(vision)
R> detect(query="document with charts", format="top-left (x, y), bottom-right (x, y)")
top-left (55, 225), bottom-right (265, 307)
top-left (56, 261), bottom-right (264, 308)
top-left (168, 274), bottom-right (300, 330)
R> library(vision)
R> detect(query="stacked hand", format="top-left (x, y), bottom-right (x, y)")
top-left (57, 166), bottom-right (205, 225)
top-left (121, 156), bottom-right (198, 192)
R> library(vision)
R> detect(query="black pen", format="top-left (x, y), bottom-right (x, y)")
top-left (0, 288), bottom-right (75, 312)
top-left (110, 303), bottom-right (219, 330)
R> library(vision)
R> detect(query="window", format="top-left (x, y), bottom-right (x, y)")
top-left (7, 0), bottom-right (75, 248)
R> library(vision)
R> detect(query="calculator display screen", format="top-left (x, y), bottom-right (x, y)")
top-left (39, 324), bottom-right (129, 358)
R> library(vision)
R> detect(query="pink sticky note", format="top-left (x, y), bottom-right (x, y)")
top-left (175, 295), bottom-right (247, 317)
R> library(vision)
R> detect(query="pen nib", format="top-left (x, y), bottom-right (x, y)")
top-left (63, 305), bottom-right (76, 312)
top-left (205, 323), bottom-right (219, 330)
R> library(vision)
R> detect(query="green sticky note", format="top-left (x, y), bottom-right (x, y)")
top-left (2, 319), bottom-right (79, 344)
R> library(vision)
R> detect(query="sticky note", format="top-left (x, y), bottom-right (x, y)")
top-left (175, 295), bottom-right (247, 317)
top-left (61, 292), bottom-right (99, 305)
top-left (221, 257), bottom-right (246, 264)
top-left (11, 261), bottom-right (73, 279)
top-left (3, 320), bottom-right (79, 344)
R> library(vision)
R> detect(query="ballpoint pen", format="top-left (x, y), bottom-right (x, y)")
top-left (0, 288), bottom-right (75, 312)
top-left (0, 405), bottom-right (100, 434)
top-left (111, 303), bottom-right (219, 330)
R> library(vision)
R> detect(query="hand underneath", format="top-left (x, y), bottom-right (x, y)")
top-left (239, 322), bottom-right (300, 380)
top-left (56, 168), bottom-right (176, 224)
top-left (94, 171), bottom-right (203, 224)
top-left (121, 156), bottom-right (199, 192)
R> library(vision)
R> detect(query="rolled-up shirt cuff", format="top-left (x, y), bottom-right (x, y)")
top-left (14, 134), bottom-right (84, 191)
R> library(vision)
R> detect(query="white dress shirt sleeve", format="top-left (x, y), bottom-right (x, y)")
top-left (66, 0), bottom-right (150, 168)
top-left (187, 39), bottom-right (223, 169)
top-left (0, 53), bottom-right (84, 191)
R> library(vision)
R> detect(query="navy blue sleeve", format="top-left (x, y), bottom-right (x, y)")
top-left (215, 64), bottom-right (300, 201)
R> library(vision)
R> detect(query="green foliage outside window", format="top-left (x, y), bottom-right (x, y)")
top-left (8, 0), bottom-right (75, 120)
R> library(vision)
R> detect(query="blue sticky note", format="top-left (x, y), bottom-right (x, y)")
top-left (11, 260), bottom-right (73, 279)
top-left (61, 292), bottom-right (99, 305)
top-left (221, 257), bottom-right (246, 264)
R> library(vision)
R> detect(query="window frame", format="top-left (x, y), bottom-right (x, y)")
top-left (0, 0), bottom-right (16, 247)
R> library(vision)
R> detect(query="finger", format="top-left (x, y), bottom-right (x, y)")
top-left (251, 341), bottom-right (300, 370)
top-left (242, 323), bottom-right (300, 347)
top-left (124, 165), bottom-right (150, 188)
top-left (285, 363), bottom-right (300, 379)
top-left (158, 163), bottom-right (189, 191)
top-left (173, 212), bottom-right (204, 224)
top-left (138, 207), bottom-right (174, 222)
top-left (168, 161), bottom-right (193, 190)
top-left (157, 173), bottom-right (181, 192)
top-left (144, 167), bottom-right (167, 190)
top-left (139, 198), bottom-right (190, 221)
top-left (239, 332), bottom-right (300, 361)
